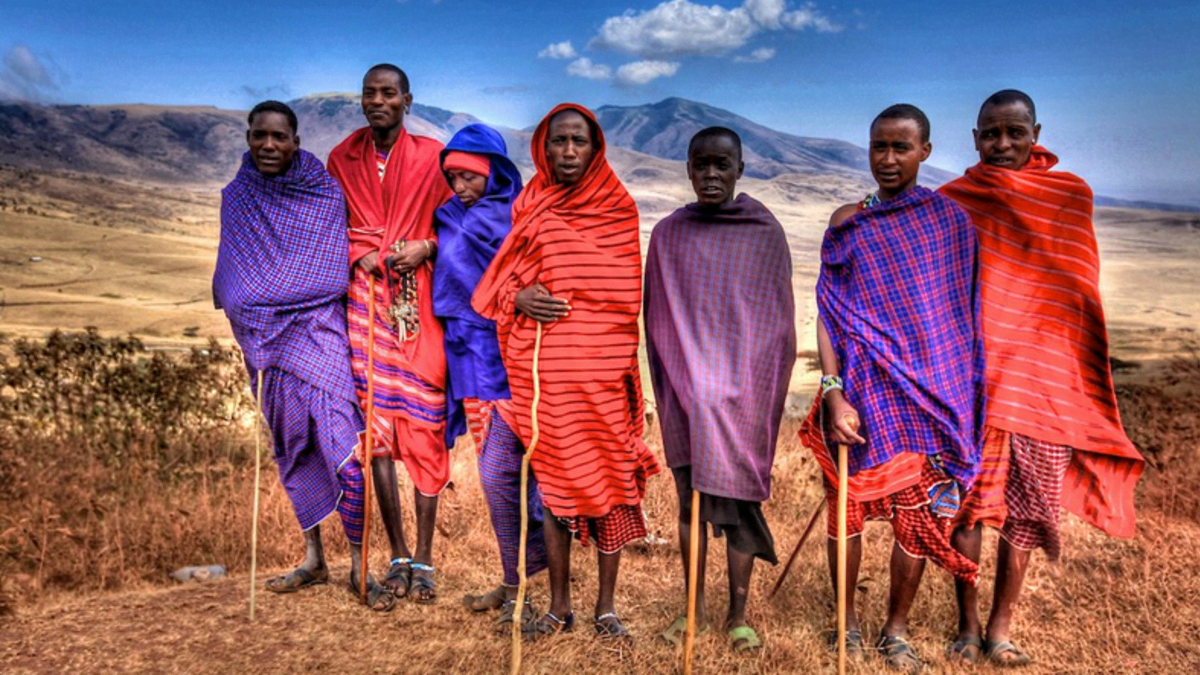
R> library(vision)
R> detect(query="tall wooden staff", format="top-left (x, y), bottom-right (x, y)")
top-left (683, 488), bottom-right (701, 675)
top-left (768, 499), bottom-right (826, 599)
top-left (836, 415), bottom-right (859, 675)
top-left (249, 369), bottom-right (265, 621)
top-left (359, 288), bottom-right (377, 600)
top-left (511, 322), bottom-right (544, 675)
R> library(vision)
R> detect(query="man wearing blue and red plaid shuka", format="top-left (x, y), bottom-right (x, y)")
top-left (798, 104), bottom-right (985, 672)
top-left (213, 101), bottom-right (394, 611)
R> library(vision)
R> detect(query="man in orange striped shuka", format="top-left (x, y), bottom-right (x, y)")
top-left (473, 103), bottom-right (661, 641)
top-left (327, 64), bottom-right (453, 604)
top-left (940, 90), bottom-right (1145, 667)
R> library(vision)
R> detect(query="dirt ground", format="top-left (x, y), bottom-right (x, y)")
top-left (2, 168), bottom-right (1199, 674)
top-left (3, 394), bottom-right (1199, 675)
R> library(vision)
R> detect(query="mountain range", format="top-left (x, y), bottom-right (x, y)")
top-left (0, 95), bottom-right (1192, 212)
top-left (0, 95), bottom-right (916, 188)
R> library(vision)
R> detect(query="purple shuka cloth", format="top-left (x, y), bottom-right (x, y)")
top-left (213, 149), bottom-right (357, 405)
top-left (214, 149), bottom-right (365, 531)
top-left (645, 193), bottom-right (797, 502)
top-left (818, 185), bottom-right (985, 491)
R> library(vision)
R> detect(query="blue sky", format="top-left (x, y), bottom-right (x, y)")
top-left (2, 0), bottom-right (1198, 205)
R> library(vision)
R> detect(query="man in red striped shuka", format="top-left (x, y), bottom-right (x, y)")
top-left (473, 104), bottom-right (661, 641)
top-left (940, 90), bottom-right (1145, 667)
top-left (327, 64), bottom-right (453, 605)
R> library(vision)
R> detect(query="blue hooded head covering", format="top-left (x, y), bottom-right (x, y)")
top-left (433, 123), bottom-right (522, 446)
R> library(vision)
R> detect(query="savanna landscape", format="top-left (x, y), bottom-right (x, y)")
top-left (1, 98), bottom-right (1198, 674)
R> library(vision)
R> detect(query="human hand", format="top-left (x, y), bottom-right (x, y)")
top-left (514, 283), bottom-right (570, 323)
top-left (825, 391), bottom-right (864, 445)
top-left (357, 250), bottom-right (381, 275)
top-left (387, 240), bottom-right (431, 273)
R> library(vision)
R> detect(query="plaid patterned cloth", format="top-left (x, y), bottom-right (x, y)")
top-left (214, 149), bottom-right (366, 536)
top-left (561, 504), bottom-right (648, 555)
top-left (960, 427), bottom-right (1071, 559)
top-left (214, 149), bottom-right (357, 404)
top-left (645, 193), bottom-right (796, 502)
top-left (479, 410), bottom-right (547, 586)
top-left (259, 368), bottom-right (366, 538)
top-left (823, 457), bottom-right (979, 584)
top-left (817, 185), bottom-right (985, 492)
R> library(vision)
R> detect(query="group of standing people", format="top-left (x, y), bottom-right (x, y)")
top-left (212, 61), bottom-right (1143, 670)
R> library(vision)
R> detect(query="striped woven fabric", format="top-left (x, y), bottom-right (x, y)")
top-left (472, 103), bottom-right (660, 520)
top-left (940, 147), bottom-right (1144, 538)
top-left (328, 126), bottom-right (452, 394)
top-left (815, 185), bottom-right (985, 492)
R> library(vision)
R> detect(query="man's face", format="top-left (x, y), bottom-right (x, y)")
top-left (869, 117), bottom-right (930, 200)
top-left (974, 102), bottom-right (1040, 168)
top-left (447, 168), bottom-right (487, 208)
top-left (361, 69), bottom-right (410, 132)
top-left (687, 134), bottom-right (744, 208)
top-left (246, 111), bottom-right (299, 177)
top-left (544, 110), bottom-right (595, 186)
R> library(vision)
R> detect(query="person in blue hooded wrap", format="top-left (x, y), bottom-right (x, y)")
top-left (434, 124), bottom-right (548, 631)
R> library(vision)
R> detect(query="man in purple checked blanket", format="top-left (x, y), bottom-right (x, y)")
top-left (213, 100), bottom-right (393, 611)
top-left (645, 126), bottom-right (797, 653)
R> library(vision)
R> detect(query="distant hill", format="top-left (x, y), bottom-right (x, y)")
top-left (0, 102), bottom-right (245, 184)
top-left (2, 96), bottom-right (1191, 211)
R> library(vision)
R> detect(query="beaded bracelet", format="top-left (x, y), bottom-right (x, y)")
top-left (820, 374), bottom-right (844, 398)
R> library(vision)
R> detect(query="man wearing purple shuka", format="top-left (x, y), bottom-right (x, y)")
top-left (213, 100), bottom-right (393, 611)
top-left (645, 126), bottom-right (796, 653)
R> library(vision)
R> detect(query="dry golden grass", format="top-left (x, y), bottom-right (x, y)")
top-left (1, 334), bottom-right (1199, 674)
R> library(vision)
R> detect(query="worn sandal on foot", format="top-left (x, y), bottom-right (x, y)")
top-left (828, 628), bottom-right (865, 658)
top-left (264, 567), bottom-right (328, 594)
top-left (594, 612), bottom-right (632, 640)
top-left (495, 599), bottom-right (538, 633)
top-left (409, 563), bottom-right (437, 604)
top-left (660, 615), bottom-right (711, 646)
top-left (463, 584), bottom-right (507, 612)
top-left (728, 625), bottom-right (762, 653)
top-left (985, 640), bottom-right (1033, 668)
top-left (876, 635), bottom-right (921, 673)
top-left (947, 635), bottom-right (984, 664)
top-left (383, 557), bottom-right (412, 599)
top-left (346, 575), bottom-right (396, 613)
top-left (522, 611), bottom-right (575, 641)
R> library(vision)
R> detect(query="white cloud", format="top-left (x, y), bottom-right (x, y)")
top-left (538, 41), bottom-right (578, 59)
top-left (0, 45), bottom-right (62, 102)
top-left (782, 4), bottom-right (841, 32)
top-left (745, 0), bottom-right (785, 29)
top-left (566, 57), bottom-right (612, 81)
top-left (734, 47), bottom-right (776, 62)
top-left (588, 0), bottom-right (839, 58)
top-left (590, 0), bottom-right (756, 57)
top-left (615, 60), bottom-right (681, 86)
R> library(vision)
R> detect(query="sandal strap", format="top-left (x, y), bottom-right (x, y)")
top-left (595, 612), bottom-right (618, 622)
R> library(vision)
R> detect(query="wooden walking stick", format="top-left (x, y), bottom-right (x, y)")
top-left (836, 414), bottom-right (859, 675)
top-left (511, 321), bottom-right (544, 675)
top-left (683, 488), bottom-right (701, 675)
top-left (768, 499), bottom-right (826, 599)
top-left (249, 369), bottom-right (265, 621)
top-left (359, 287), bottom-right (377, 601)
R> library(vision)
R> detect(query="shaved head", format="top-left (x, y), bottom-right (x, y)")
top-left (365, 63), bottom-right (410, 94)
top-left (688, 126), bottom-right (742, 162)
top-left (872, 104), bottom-right (930, 144)
top-left (979, 89), bottom-right (1036, 125)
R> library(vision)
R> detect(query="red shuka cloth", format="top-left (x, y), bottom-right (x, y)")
top-left (327, 126), bottom-right (452, 390)
top-left (472, 103), bottom-right (660, 520)
top-left (940, 146), bottom-right (1144, 538)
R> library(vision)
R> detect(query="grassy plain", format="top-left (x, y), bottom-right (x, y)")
top-left (1, 165), bottom-right (1198, 673)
